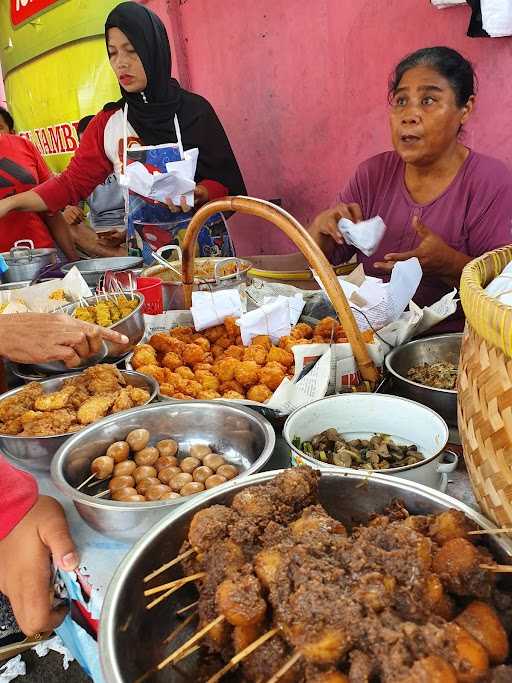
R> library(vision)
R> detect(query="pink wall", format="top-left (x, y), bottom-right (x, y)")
top-left (144, 0), bottom-right (512, 255)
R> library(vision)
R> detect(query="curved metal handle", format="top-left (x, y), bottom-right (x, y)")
top-left (157, 244), bottom-right (182, 262)
top-left (439, 472), bottom-right (449, 493)
top-left (14, 239), bottom-right (35, 250)
top-left (10, 245), bottom-right (32, 262)
top-left (213, 257), bottom-right (241, 283)
top-left (436, 449), bottom-right (459, 474)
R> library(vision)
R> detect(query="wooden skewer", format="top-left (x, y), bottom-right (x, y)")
top-left (163, 611), bottom-right (197, 645)
top-left (176, 600), bottom-right (198, 616)
top-left (146, 574), bottom-right (205, 611)
top-left (156, 615), bottom-right (225, 671)
top-left (266, 651), bottom-right (302, 683)
top-left (469, 528), bottom-right (512, 536)
top-left (205, 628), bottom-right (279, 683)
top-left (94, 489), bottom-right (111, 499)
top-left (144, 548), bottom-right (195, 583)
top-left (76, 473), bottom-right (96, 490)
top-left (87, 478), bottom-right (108, 489)
top-left (144, 572), bottom-right (206, 597)
top-left (480, 564), bottom-right (512, 573)
top-left (174, 643), bottom-right (199, 664)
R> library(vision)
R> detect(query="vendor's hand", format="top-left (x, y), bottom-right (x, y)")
top-left (165, 185), bottom-right (209, 213)
top-left (0, 313), bottom-right (129, 367)
top-left (309, 202), bottom-right (363, 246)
top-left (0, 496), bottom-right (78, 636)
top-left (374, 216), bottom-right (455, 276)
top-left (63, 205), bottom-right (85, 226)
top-left (98, 230), bottom-right (127, 248)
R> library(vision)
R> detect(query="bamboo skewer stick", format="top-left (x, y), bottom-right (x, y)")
top-left (156, 615), bottom-right (225, 671)
top-left (176, 600), bottom-right (199, 616)
top-left (205, 628), bottom-right (279, 683)
top-left (76, 473), bottom-right (96, 490)
top-left (174, 644), bottom-right (199, 664)
top-left (266, 651), bottom-right (302, 683)
top-left (144, 548), bottom-right (195, 583)
top-left (480, 564), bottom-right (512, 573)
top-left (163, 611), bottom-right (197, 645)
top-left (94, 489), bottom-right (110, 499)
top-left (469, 528), bottom-right (512, 536)
top-left (146, 574), bottom-right (205, 611)
top-left (144, 572), bottom-right (206, 598)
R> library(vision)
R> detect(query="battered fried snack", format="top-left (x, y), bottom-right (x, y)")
top-left (72, 296), bottom-right (137, 327)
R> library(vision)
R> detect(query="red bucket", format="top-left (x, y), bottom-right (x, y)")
top-left (136, 276), bottom-right (163, 315)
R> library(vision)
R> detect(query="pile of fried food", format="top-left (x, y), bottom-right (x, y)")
top-left (293, 430), bottom-right (424, 470)
top-left (407, 361), bottom-right (459, 390)
top-left (73, 295), bottom-right (138, 327)
top-left (131, 316), bottom-right (373, 403)
top-left (0, 365), bottom-right (150, 436)
top-left (86, 428), bottom-right (239, 502)
top-left (148, 467), bottom-right (511, 682)
top-left (160, 259), bottom-right (242, 283)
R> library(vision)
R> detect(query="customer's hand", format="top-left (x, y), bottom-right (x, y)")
top-left (308, 202), bottom-right (363, 246)
top-left (165, 185), bottom-right (210, 213)
top-left (63, 205), bottom-right (85, 226)
top-left (0, 496), bottom-right (78, 636)
top-left (0, 313), bottom-right (129, 367)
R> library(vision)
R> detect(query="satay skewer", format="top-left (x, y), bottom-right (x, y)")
top-left (76, 473), bottom-right (96, 490)
top-left (144, 548), bottom-right (195, 583)
top-left (266, 651), bottom-right (302, 683)
top-left (480, 564), bottom-right (512, 573)
top-left (163, 611), bottom-right (197, 645)
top-left (94, 489), bottom-right (111, 499)
top-left (144, 572), bottom-right (206, 597)
top-left (469, 528), bottom-right (512, 536)
top-left (205, 628), bottom-right (279, 683)
top-left (146, 574), bottom-right (205, 610)
top-left (176, 600), bottom-right (198, 616)
top-left (155, 615), bottom-right (225, 671)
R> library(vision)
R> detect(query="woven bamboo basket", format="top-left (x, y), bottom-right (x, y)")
top-left (459, 245), bottom-right (512, 526)
top-left (180, 196), bottom-right (379, 384)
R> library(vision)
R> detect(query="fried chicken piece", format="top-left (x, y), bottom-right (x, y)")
top-left (77, 395), bottom-right (115, 425)
top-left (126, 386), bottom-right (150, 405)
top-left (83, 364), bottom-right (126, 394)
top-left (111, 389), bottom-right (134, 413)
top-left (34, 385), bottom-right (76, 411)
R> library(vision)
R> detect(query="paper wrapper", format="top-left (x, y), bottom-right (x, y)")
top-left (0, 267), bottom-right (92, 314)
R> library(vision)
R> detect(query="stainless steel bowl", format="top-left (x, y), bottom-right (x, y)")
top-left (51, 401), bottom-right (275, 541)
top-left (61, 257), bottom-right (144, 288)
top-left (385, 334), bottom-right (462, 427)
top-left (53, 292), bottom-right (145, 361)
top-left (0, 371), bottom-right (157, 471)
top-left (99, 468), bottom-right (512, 683)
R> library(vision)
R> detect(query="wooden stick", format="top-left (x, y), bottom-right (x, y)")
top-left (469, 528), bottom-right (512, 536)
top-left (176, 600), bottom-right (198, 616)
top-left (156, 615), bottom-right (225, 671)
top-left (205, 628), bottom-right (279, 683)
top-left (174, 644), bottom-right (199, 664)
top-left (76, 473), bottom-right (96, 491)
top-left (87, 478), bottom-right (107, 489)
top-left (266, 651), bottom-right (302, 683)
top-left (144, 572), bottom-right (205, 597)
top-left (480, 564), bottom-right (512, 572)
top-left (144, 548), bottom-right (195, 584)
top-left (146, 574), bottom-right (204, 611)
top-left (163, 611), bottom-right (197, 645)
top-left (94, 489), bottom-right (110, 499)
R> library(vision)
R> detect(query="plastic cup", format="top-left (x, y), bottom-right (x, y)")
top-left (136, 276), bottom-right (163, 315)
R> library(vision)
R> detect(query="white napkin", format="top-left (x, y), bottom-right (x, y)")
top-left (482, 0), bottom-right (512, 37)
top-left (485, 261), bottom-right (512, 305)
top-left (191, 289), bottom-right (242, 331)
top-left (262, 293), bottom-right (305, 326)
top-left (237, 298), bottom-right (292, 345)
top-left (338, 215), bottom-right (386, 257)
top-left (124, 148), bottom-right (199, 208)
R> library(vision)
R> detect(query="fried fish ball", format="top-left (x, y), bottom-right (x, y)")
top-left (91, 455), bottom-right (114, 480)
top-left (291, 322), bottom-right (313, 339)
top-left (133, 465), bottom-right (157, 483)
top-left (134, 446), bottom-right (159, 466)
top-left (259, 364), bottom-right (286, 391)
top-left (266, 346), bottom-right (294, 368)
top-left (234, 361), bottom-right (259, 387)
top-left (156, 439), bottom-right (178, 457)
top-left (109, 475), bottom-right (135, 492)
top-left (176, 366), bottom-right (195, 380)
top-left (211, 343), bottom-right (224, 359)
top-left (182, 343), bottom-right (205, 365)
top-left (180, 481), bottom-right (205, 496)
top-left (204, 325), bottom-right (225, 343)
top-left (197, 390), bottom-right (222, 400)
top-left (192, 336), bottom-right (210, 352)
top-left (157, 466), bottom-right (182, 484)
top-left (243, 345), bottom-right (267, 365)
top-left (219, 380), bottom-right (244, 395)
top-left (213, 358), bottom-right (240, 382)
top-left (113, 460), bottom-right (137, 477)
top-left (135, 364), bottom-right (168, 384)
top-left (251, 335), bottom-right (272, 351)
top-left (112, 486), bottom-right (139, 501)
top-left (145, 483), bottom-right (172, 501)
top-left (456, 601), bottom-right (509, 664)
top-left (222, 390), bottom-right (245, 400)
top-left (131, 348), bottom-right (157, 369)
top-left (161, 352), bottom-right (182, 371)
top-left (136, 477), bottom-right (161, 495)
top-left (170, 472), bottom-right (193, 491)
top-left (224, 345), bottom-right (244, 360)
top-left (217, 464), bottom-right (238, 480)
top-left (205, 474), bottom-right (227, 489)
top-left (190, 444), bottom-right (212, 460)
top-left (247, 384), bottom-right (273, 403)
top-left (193, 465), bottom-right (214, 483)
top-left (126, 428), bottom-right (150, 451)
top-left (223, 316), bottom-right (239, 337)
top-left (106, 441), bottom-right (130, 463)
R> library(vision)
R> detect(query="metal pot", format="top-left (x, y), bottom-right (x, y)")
top-left (1, 240), bottom-right (57, 283)
top-left (0, 370), bottom-right (157, 471)
top-left (283, 393), bottom-right (455, 491)
top-left (51, 401), bottom-right (275, 540)
top-left (385, 334), bottom-right (462, 427)
top-left (99, 468), bottom-right (512, 683)
top-left (61, 257), bottom-right (144, 288)
top-left (142, 245), bottom-right (251, 310)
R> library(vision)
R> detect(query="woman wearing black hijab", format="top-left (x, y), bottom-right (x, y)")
top-left (0, 2), bottom-right (246, 229)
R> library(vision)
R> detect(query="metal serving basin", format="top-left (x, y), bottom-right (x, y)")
top-left (385, 334), bottom-right (462, 427)
top-left (51, 401), bottom-right (275, 540)
top-left (99, 468), bottom-right (512, 683)
top-left (61, 257), bottom-right (143, 288)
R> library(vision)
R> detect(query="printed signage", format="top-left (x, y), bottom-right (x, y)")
top-left (11, 0), bottom-right (62, 26)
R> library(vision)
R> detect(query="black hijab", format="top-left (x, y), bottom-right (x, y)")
top-left (104, 2), bottom-right (246, 195)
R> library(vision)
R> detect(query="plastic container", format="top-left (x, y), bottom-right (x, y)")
top-left (136, 276), bottom-right (163, 315)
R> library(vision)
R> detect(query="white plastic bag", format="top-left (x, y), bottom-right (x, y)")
top-left (337, 216), bottom-right (386, 257)
top-left (481, 0), bottom-right (512, 36)
top-left (431, 0), bottom-right (465, 7)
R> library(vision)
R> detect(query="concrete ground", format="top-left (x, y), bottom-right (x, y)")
top-left (18, 650), bottom-right (91, 682)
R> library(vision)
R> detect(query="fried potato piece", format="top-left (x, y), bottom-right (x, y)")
top-left (34, 385), bottom-right (76, 411)
top-left (246, 384), bottom-right (272, 403)
top-left (161, 352), bottom-right (182, 370)
top-left (260, 362), bottom-right (286, 391)
top-left (266, 346), bottom-right (294, 368)
top-left (77, 395), bottom-right (115, 425)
